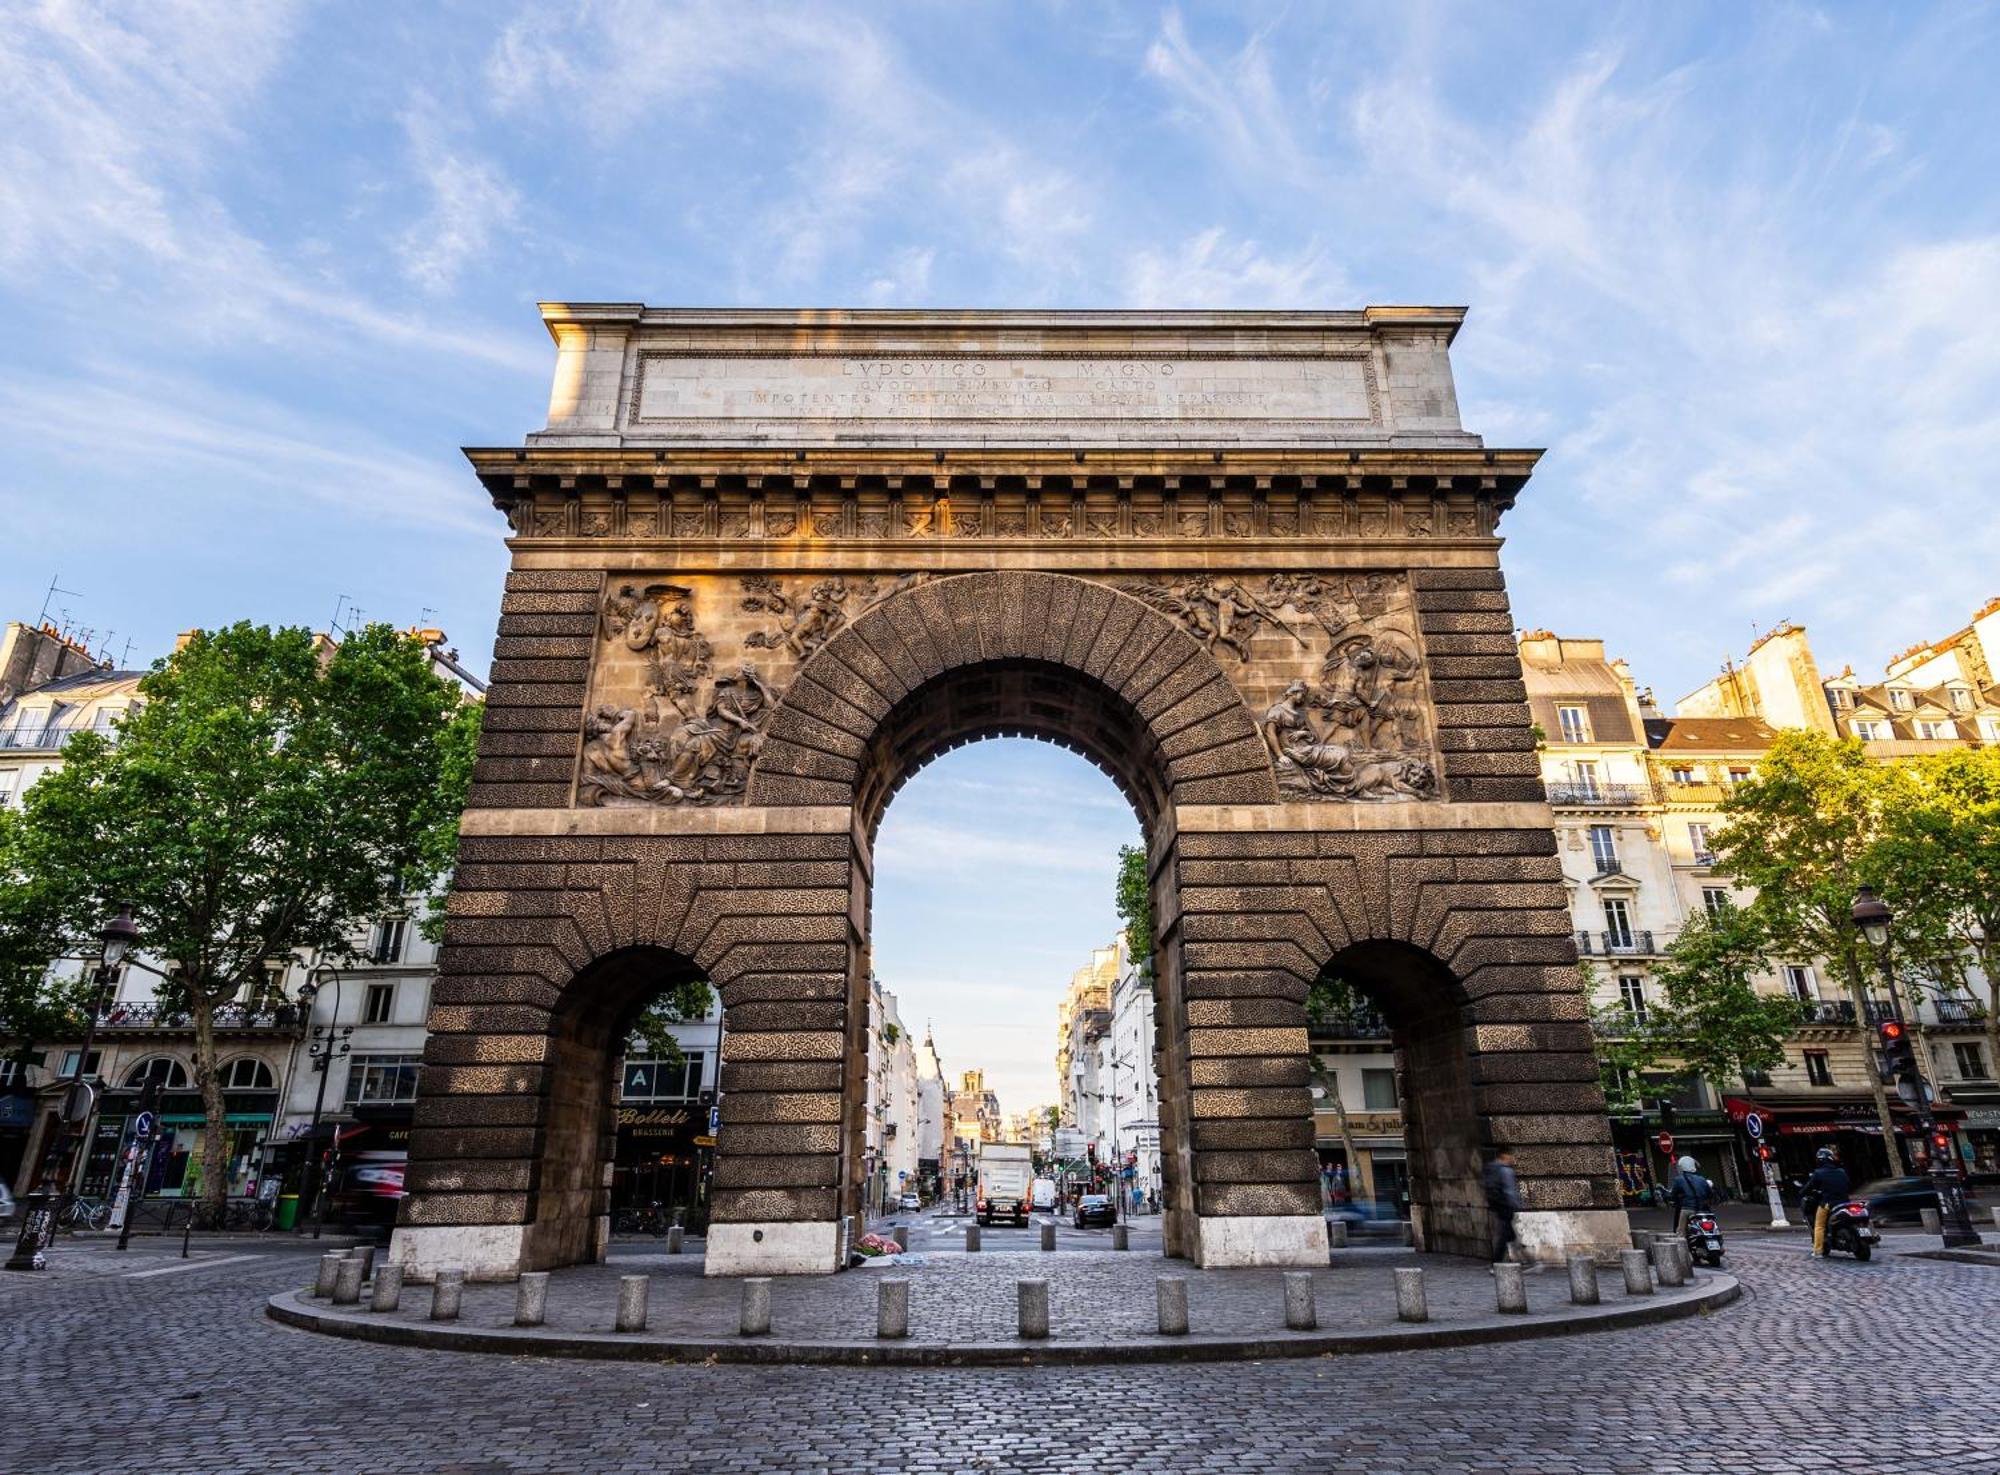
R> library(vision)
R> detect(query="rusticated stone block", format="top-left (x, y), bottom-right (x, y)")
top-left (1441, 751), bottom-right (1540, 778)
top-left (1476, 1082), bottom-right (1610, 1114)
top-left (1193, 1149), bottom-right (1322, 1184)
top-left (413, 1094), bottom-right (545, 1129)
top-left (718, 1061), bottom-right (846, 1093)
top-left (1417, 610), bottom-right (1515, 635)
top-left (1470, 1021), bottom-right (1594, 1055)
top-left (1469, 1050), bottom-right (1600, 1085)
top-left (1194, 1183), bottom-right (1321, 1217)
top-left (416, 1064), bottom-right (547, 1096)
top-left (1422, 633), bottom-right (1518, 656)
top-left (1428, 678), bottom-right (1528, 705)
top-left (1182, 970), bottom-right (1313, 1001)
top-left (497, 590), bottom-right (598, 614)
top-left (1190, 1056), bottom-right (1310, 1088)
top-left (720, 1030), bottom-right (845, 1062)
top-left (1186, 998), bottom-right (1303, 1028)
top-left (711, 1154), bottom-right (843, 1189)
top-left (1488, 1114), bottom-right (1618, 1146)
top-left (421, 1033), bottom-right (550, 1066)
top-left (1449, 777), bottom-right (1548, 803)
top-left (490, 657), bottom-right (591, 685)
top-left (1411, 568), bottom-right (1506, 591)
top-left (1409, 589), bottom-right (1511, 612)
top-left (398, 1191), bottom-right (531, 1226)
top-left (405, 1159), bottom-right (534, 1195)
top-left (496, 612), bottom-right (597, 637)
top-left (1185, 1026), bottom-right (1310, 1058)
top-left (1189, 1118), bottom-right (1314, 1152)
top-left (716, 1122), bottom-right (843, 1156)
top-left (721, 1091), bottom-right (845, 1124)
top-left (1436, 726), bottom-right (1538, 753)
top-left (1420, 828), bottom-right (1556, 857)
top-left (1465, 990), bottom-right (1588, 1024)
top-left (725, 1001), bottom-right (846, 1032)
top-left (465, 782), bottom-right (571, 808)
top-left (1427, 654), bottom-right (1525, 681)
top-left (709, 1188), bottom-right (839, 1222)
top-left (408, 1127), bottom-right (541, 1160)
top-left (1189, 1086), bottom-right (1311, 1120)
top-left (506, 569), bottom-right (601, 592)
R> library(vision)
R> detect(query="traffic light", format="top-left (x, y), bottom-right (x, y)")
top-left (1657, 1098), bottom-right (1677, 1131)
top-left (1931, 1126), bottom-right (1954, 1161)
top-left (1876, 1018), bottom-right (1918, 1084)
top-left (1754, 1143), bottom-right (1775, 1164)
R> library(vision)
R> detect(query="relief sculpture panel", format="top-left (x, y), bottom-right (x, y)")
top-left (576, 569), bottom-right (1437, 806)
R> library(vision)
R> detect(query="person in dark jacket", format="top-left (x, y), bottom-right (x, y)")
top-left (1483, 1148), bottom-right (1524, 1264)
top-left (1800, 1147), bottom-right (1852, 1256)
top-left (1668, 1155), bottom-right (1715, 1236)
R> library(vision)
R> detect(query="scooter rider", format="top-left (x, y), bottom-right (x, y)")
top-left (1800, 1146), bottom-right (1852, 1257)
top-left (1667, 1154), bottom-right (1715, 1236)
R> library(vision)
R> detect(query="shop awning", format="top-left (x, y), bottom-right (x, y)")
top-left (1722, 1094), bottom-right (1963, 1134)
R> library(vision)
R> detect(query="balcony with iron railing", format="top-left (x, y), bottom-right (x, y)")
top-left (1546, 782), bottom-right (1654, 808)
top-left (0, 717), bottom-right (120, 752)
top-left (1575, 929), bottom-right (1657, 957)
top-left (1933, 997), bottom-right (1989, 1026)
top-left (1309, 1009), bottom-right (1392, 1041)
top-left (1657, 782), bottom-right (1732, 807)
top-left (92, 1001), bottom-right (304, 1035)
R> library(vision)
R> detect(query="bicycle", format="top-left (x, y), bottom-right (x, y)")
top-left (59, 1196), bottom-right (111, 1231)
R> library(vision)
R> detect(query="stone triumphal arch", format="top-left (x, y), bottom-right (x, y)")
top-left (391, 306), bottom-right (1631, 1280)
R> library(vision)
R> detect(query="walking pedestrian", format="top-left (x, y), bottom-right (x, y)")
top-left (1483, 1147), bottom-right (1523, 1265)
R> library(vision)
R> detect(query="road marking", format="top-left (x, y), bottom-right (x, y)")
top-left (126, 1253), bottom-right (265, 1278)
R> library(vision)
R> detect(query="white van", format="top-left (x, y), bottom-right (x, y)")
top-left (1031, 1177), bottom-right (1057, 1211)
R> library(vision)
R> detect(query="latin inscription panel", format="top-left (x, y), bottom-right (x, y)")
top-left (631, 353), bottom-right (1378, 438)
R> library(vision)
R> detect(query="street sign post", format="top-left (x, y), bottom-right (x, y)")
top-left (1655, 1131), bottom-right (1674, 1157)
top-left (1743, 1112), bottom-right (1763, 1140)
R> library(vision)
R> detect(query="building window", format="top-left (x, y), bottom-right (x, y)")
top-left (1955, 1043), bottom-right (1988, 1080)
top-left (1360, 1068), bottom-right (1397, 1111)
top-left (1852, 720), bottom-right (1883, 740)
top-left (1725, 767), bottom-right (1752, 786)
top-left (370, 918), bottom-right (407, 965)
top-left (363, 983), bottom-right (396, 1024)
top-left (621, 1052), bottom-right (706, 1102)
top-left (1827, 688), bottom-right (1848, 709)
top-left (0, 1059), bottom-right (18, 1087)
top-left (218, 1057), bottom-right (276, 1090)
top-left (1604, 899), bottom-right (1635, 950)
top-left (1555, 705), bottom-right (1590, 744)
top-left (1702, 887), bottom-right (1731, 919)
top-left (1783, 966), bottom-right (1817, 1002)
top-left (1951, 688), bottom-right (1973, 711)
top-left (59, 1049), bottom-right (102, 1080)
top-left (0, 771), bottom-right (15, 808)
top-left (1572, 760), bottom-right (1601, 799)
top-left (1890, 689), bottom-right (1912, 710)
top-left (1982, 718), bottom-right (2000, 742)
top-left (1618, 974), bottom-right (1648, 1023)
top-left (1803, 1050), bottom-right (1833, 1086)
top-left (1589, 825), bottom-right (1618, 872)
top-left (1917, 720), bottom-right (1956, 740)
top-left (122, 1056), bottom-right (190, 1089)
top-left (1687, 822), bottom-right (1712, 861)
top-left (1668, 766), bottom-right (1695, 786)
top-left (344, 1053), bottom-right (422, 1105)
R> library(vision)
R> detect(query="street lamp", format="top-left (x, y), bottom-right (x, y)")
top-left (295, 963), bottom-right (352, 1239)
top-left (1850, 886), bottom-right (1980, 1248)
top-left (6, 906), bottom-right (141, 1272)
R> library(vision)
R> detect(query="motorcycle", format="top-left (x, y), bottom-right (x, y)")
top-left (1821, 1199), bottom-right (1880, 1261)
top-left (1683, 1210), bottom-right (1725, 1267)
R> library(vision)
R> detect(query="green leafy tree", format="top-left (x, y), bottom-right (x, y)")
top-left (1115, 843), bottom-right (1153, 976)
top-left (1873, 747), bottom-right (2000, 1087)
top-left (1304, 970), bottom-right (1366, 1197)
top-left (0, 810), bottom-right (97, 1072)
top-left (1712, 731), bottom-right (1918, 1171)
top-left (0, 623), bottom-right (471, 1215)
top-left (1591, 907), bottom-right (1805, 1108)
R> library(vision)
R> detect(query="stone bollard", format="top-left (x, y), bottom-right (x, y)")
top-left (1651, 1239), bottom-right (1687, 1288)
top-left (877, 1278), bottom-right (909, 1340)
top-left (1156, 1276), bottom-right (1189, 1336)
top-left (740, 1278), bottom-right (771, 1336)
top-left (350, 1245), bottom-right (377, 1282)
top-left (1630, 1228), bottom-right (1652, 1251)
top-left (894, 1225), bottom-right (910, 1251)
top-left (615, 1274), bottom-right (649, 1333)
top-left (667, 1224), bottom-right (684, 1255)
top-left (515, 1271), bottom-right (550, 1327)
top-left (1017, 1278), bottom-right (1050, 1340)
top-left (1990, 1205), bottom-right (2000, 1230)
top-left (1671, 1240), bottom-right (1695, 1283)
top-left (1493, 1261), bottom-right (1527, 1314)
top-left (430, 1269), bottom-right (465, 1322)
top-left (1282, 1271), bottom-right (1317, 1331)
top-left (1040, 1222), bottom-right (1056, 1252)
top-left (1393, 1266), bottom-right (1427, 1323)
top-left (1327, 1219), bottom-right (1348, 1250)
top-left (1920, 1207), bottom-right (1941, 1235)
top-left (1567, 1254), bottom-right (1600, 1306)
top-left (1620, 1248), bottom-right (1653, 1296)
top-left (313, 1252), bottom-right (345, 1298)
top-left (331, 1255), bottom-right (364, 1306)
top-left (965, 1225), bottom-right (981, 1253)
top-left (1111, 1224), bottom-right (1129, 1251)
top-left (1399, 1220), bottom-right (1415, 1248)
top-left (369, 1264), bottom-right (404, 1313)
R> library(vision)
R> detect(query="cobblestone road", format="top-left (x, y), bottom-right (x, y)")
top-left (4, 1234), bottom-right (1996, 1475)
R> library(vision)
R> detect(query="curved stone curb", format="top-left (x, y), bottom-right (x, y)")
top-left (267, 1275), bottom-right (1739, 1367)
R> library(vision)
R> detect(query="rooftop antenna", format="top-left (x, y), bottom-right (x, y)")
top-left (37, 574), bottom-right (81, 628)
top-left (117, 636), bottom-right (135, 668)
top-left (328, 594), bottom-right (351, 637)
top-left (419, 605), bottom-right (437, 628)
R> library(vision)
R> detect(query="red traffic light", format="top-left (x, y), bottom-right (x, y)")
top-left (1879, 1020), bottom-right (1905, 1041)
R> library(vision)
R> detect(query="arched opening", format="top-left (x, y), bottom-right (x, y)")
top-left (1310, 941), bottom-right (1486, 1258)
top-left (852, 655), bottom-right (1180, 1253)
top-left (123, 1055), bottom-right (191, 1090)
top-left (530, 945), bottom-right (715, 1269)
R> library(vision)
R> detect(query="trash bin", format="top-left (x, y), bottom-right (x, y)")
top-left (275, 1194), bottom-right (299, 1231)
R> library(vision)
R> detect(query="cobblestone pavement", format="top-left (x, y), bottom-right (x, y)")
top-left (5, 1235), bottom-right (1998, 1475)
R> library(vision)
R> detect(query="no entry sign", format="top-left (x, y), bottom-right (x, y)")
top-left (1655, 1131), bottom-right (1675, 1156)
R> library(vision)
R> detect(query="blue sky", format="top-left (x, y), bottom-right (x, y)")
top-left (5, 2), bottom-right (1998, 1109)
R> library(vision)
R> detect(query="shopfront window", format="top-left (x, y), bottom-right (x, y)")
top-left (1360, 1068), bottom-right (1397, 1111)
top-left (621, 1052), bottom-right (706, 1102)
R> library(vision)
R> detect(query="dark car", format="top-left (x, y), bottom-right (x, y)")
top-left (1073, 1194), bottom-right (1116, 1229)
top-left (1854, 1176), bottom-right (1942, 1225)
top-left (1327, 1198), bottom-right (1408, 1238)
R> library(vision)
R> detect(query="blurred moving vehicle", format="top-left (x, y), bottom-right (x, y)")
top-left (898, 1192), bottom-right (920, 1211)
top-left (325, 1150), bottom-right (406, 1231)
top-left (0, 1181), bottom-right (15, 1228)
top-left (1855, 1176), bottom-right (1944, 1225)
top-left (1326, 1199), bottom-right (1407, 1238)
top-left (1072, 1194), bottom-right (1115, 1229)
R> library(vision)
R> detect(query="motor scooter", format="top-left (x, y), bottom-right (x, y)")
top-left (1821, 1199), bottom-right (1880, 1261)
top-left (1683, 1210), bottom-right (1725, 1267)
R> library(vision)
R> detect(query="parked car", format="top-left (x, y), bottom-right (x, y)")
top-left (1327, 1199), bottom-right (1407, 1238)
top-left (1073, 1194), bottom-right (1116, 1229)
top-left (898, 1192), bottom-right (920, 1211)
top-left (1855, 1176), bottom-right (1943, 1225)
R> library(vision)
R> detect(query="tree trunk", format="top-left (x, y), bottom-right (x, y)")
top-left (190, 990), bottom-right (230, 1220)
top-left (1978, 931), bottom-right (2000, 1097)
top-left (1309, 1058), bottom-right (1362, 1204)
top-left (1843, 954), bottom-right (1906, 1176)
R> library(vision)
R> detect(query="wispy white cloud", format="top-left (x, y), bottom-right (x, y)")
top-left (1124, 227), bottom-right (1347, 308)
top-left (1142, 9), bottom-right (1315, 191)
top-left (395, 101), bottom-right (522, 295)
